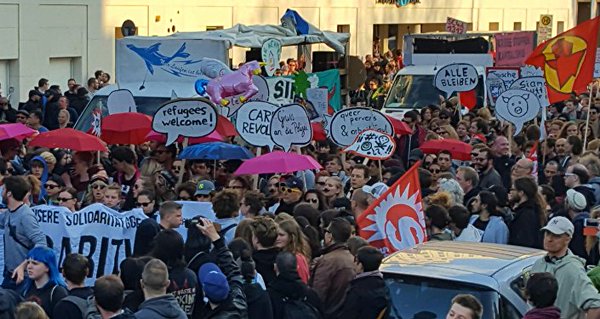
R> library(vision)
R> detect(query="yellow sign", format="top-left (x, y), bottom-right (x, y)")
top-left (540, 15), bottom-right (552, 27)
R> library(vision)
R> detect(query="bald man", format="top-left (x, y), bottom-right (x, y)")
top-left (511, 158), bottom-right (534, 182)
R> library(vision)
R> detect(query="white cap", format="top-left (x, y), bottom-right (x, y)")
top-left (362, 182), bottom-right (389, 199)
top-left (566, 189), bottom-right (587, 211)
top-left (541, 216), bottom-right (575, 237)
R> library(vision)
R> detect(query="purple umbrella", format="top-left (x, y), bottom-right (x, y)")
top-left (234, 151), bottom-right (322, 175)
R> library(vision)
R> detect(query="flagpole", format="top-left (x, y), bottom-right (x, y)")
top-left (584, 85), bottom-right (594, 152)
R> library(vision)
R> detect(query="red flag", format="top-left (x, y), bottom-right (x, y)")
top-left (459, 89), bottom-right (477, 110)
top-left (357, 162), bottom-right (426, 255)
top-left (525, 17), bottom-right (600, 103)
top-left (527, 141), bottom-right (538, 181)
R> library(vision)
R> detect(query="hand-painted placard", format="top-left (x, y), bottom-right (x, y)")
top-left (434, 63), bottom-right (478, 98)
top-left (343, 129), bottom-right (396, 160)
top-left (261, 39), bottom-right (282, 76)
top-left (326, 107), bottom-right (394, 147)
top-left (495, 89), bottom-right (541, 136)
top-left (486, 67), bottom-right (520, 105)
top-left (270, 104), bottom-right (312, 151)
top-left (445, 17), bottom-right (467, 34)
top-left (235, 101), bottom-right (279, 150)
top-left (152, 98), bottom-right (217, 145)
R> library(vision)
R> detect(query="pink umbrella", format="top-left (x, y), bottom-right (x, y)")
top-left (145, 130), bottom-right (224, 145)
top-left (0, 123), bottom-right (36, 141)
top-left (234, 151), bottom-right (322, 175)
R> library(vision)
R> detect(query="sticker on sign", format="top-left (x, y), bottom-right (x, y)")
top-left (152, 98), bottom-right (217, 146)
top-left (434, 63), bottom-right (478, 98)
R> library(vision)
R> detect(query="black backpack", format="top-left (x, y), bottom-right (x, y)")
top-left (281, 295), bottom-right (321, 319)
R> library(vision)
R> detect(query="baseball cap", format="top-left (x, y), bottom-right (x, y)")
top-left (566, 189), bottom-right (587, 211)
top-left (541, 216), bottom-right (575, 237)
top-left (195, 180), bottom-right (216, 196)
top-left (198, 263), bottom-right (230, 303)
top-left (362, 182), bottom-right (389, 199)
top-left (285, 176), bottom-right (305, 192)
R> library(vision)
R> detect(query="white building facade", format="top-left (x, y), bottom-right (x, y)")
top-left (0, 0), bottom-right (579, 104)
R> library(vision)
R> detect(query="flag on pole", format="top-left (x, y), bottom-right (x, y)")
top-left (90, 109), bottom-right (101, 137)
top-left (357, 162), bottom-right (426, 255)
top-left (527, 141), bottom-right (539, 181)
top-left (525, 17), bottom-right (600, 103)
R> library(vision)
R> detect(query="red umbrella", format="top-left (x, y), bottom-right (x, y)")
top-left (419, 139), bottom-right (472, 161)
top-left (145, 130), bottom-right (224, 145)
top-left (101, 113), bottom-right (152, 145)
top-left (311, 122), bottom-right (327, 141)
top-left (29, 128), bottom-right (108, 152)
top-left (217, 115), bottom-right (237, 137)
top-left (386, 115), bottom-right (413, 136)
top-left (0, 123), bottom-right (36, 141)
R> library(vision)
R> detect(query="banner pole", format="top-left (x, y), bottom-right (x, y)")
top-left (178, 138), bottom-right (188, 186)
top-left (378, 160), bottom-right (383, 181)
top-left (252, 148), bottom-right (262, 190)
top-left (584, 85), bottom-right (594, 152)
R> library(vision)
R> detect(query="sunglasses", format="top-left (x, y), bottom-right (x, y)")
top-left (430, 169), bottom-right (440, 173)
top-left (136, 201), bottom-right (152, 207)
top-left (195, 194), bottom-right (210, 199)
top-left (306, 198), bottom-right (318, 203)
top-left (0, 103), bottom-right (7, 106)
top-left (281, 186), bottom-right (302, 194)
top-left (316, 181), bottom-right (326, 186)
top-left (92, 183), bottom-right (106, 190)
top-left (44, 184), bottom-right (59, 189)
top-left (57, 197), bottom-right (74, 202)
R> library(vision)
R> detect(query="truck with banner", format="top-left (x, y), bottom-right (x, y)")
top-left (381, 31), bottom-right (536, 118)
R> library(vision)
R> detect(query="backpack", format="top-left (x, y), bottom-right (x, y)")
top-left (60, 295), bottom-right (102, 319)
top-left (281, 295), bottom-right (321, 319)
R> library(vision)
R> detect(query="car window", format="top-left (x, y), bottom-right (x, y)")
top-left (500, 296), bottom-right (523, 319)
top-left (384, 274), bottom-right (500, 319)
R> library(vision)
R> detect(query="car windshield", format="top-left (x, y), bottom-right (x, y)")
top-left (385, 274), bottom-right (501, 319)
top-left (383, 74), bottom-right (485, 109)
top-left (74, 95), bottom-right (170, 132)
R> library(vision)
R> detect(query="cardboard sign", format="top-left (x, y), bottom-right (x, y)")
top-left (326, 107), bottom-right (394, 147)
top-left (486, 67), bottom-right (520, 105)
top-left (261, 39), bottom-right (282, 76)
top-left (107, 89), bottom-right (137, 115)
top-left (235, 101), bottom-right (279, 150)
top-left (344, 129), bottom-right (396, 160)
top-left (445, 17), bottom-right (467, 34)
top-left (594, 50), bottom-right (600, 79)
top-left (495, 89), bottom-right (541, 136)
top-left (306, 88), bottom-right (328, 119)
top-left (152, 98), bottom-right (217, 145)
top-left (434, 63), bottom-right (478, 97)
top-left (270, 104), bottom-right (312, 151)
top-left (510, 77), bottom-right (550, 107)
top-left (494, 32), bottom-right (536, 67)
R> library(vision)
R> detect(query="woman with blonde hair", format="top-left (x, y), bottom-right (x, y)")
top-left (15, 302), bottom-right (48, 319)
top-left (322, 176), bottom-right (344, 207)
top-left (81, 173), bottom-right (108, 207)
top-left (275, 219), bottom-right (312, 283)
top-left (57, 109), bottom-right (71, 129)
top-left (436, 124), bottom-right (459, 140)
top-left (139, 158), bottom-right (163, 178)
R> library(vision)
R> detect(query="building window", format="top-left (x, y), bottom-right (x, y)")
top-left (557, 21), bottom-right (564, 33)
top-left (513, 22), bottom-right (522, 31)
top-left (337, 25), bottom-right (350, 33)
top-left (489, 22), bottom-right (499, 31)
top-left (206, 26), bottom-right (223, 31)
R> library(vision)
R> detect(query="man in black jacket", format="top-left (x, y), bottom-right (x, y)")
top-left (337, 246), bottom-right (389, 319)
top-left (53, 254), bottom-right (94, 319)
top-left (195, 218), bottom-right (248, 318)
top-left (268, 251), bottom-right (322, 318)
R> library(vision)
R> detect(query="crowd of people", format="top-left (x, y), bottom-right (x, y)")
top-left (0, 54), bottom-right (600, 319)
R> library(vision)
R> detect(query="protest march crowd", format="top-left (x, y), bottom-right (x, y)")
top-left (3, 18), bottom-right (600, 319)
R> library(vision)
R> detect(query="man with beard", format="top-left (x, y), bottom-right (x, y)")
top-left (543, 161), bottom-right (560, 186)
top-left (471, 145), bottom-right (502, 189)
top-left (491, 136), bottom-right (515, 189)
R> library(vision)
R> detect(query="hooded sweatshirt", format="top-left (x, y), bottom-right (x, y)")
top-left (469, 215), bottom-right (509, 244)
top-left (531, 251), bottom-right (600, 319)
top-left (30, 156), bottom-right (49, 203)
top-left (454, 224), bottom-right (483, 242)
top-left (134, 294), bottom-right (187, 319)
top-left (523, 306), bottom-right (561, 319)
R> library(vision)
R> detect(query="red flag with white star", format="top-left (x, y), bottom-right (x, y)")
top-left (357, 162), bottom-right (426, 255)
top-left (525, 17), bottom-right (600, 103)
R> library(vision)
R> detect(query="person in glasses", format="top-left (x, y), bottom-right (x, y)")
top-left (314, 172), bottom-right (329, 193)
top-left (226, 176), bottom-right (250, 199)
top-left (136, 190), bottom-right (157, 218)
top-left (81, 173), bottom-right (108, 208)
top-left (44, 175), bottom-right (65, 206)
top-left (273, 177), bottom-right (305, 215)
top-left (470, 145), bottom-right (502, 190)
top-left (57, 187), bottom-right (79, 213)
top-left (152, 143), bottom-right (176, 174)
top-left (194, 180), bottom-right (215, 203)
top-left (304, 189), bottom-right (327, 211)
top-left (564, 164), bottom-right (596, 210)
top-left (132, 177), bottom-right (155, 200)
top-left (175, 181), bottom-right (196, 201)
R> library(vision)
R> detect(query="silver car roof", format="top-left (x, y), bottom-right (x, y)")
top-left (380, 241), bottom-right (545, 289)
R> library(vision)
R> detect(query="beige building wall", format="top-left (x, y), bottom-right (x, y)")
top-left (0, 0), bottom-right (574, 104)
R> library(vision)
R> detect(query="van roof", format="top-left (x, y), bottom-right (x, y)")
top-left (398, 64), bottom-right (487, 76)
top-left (94, 82), bottom-right (198, 98)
